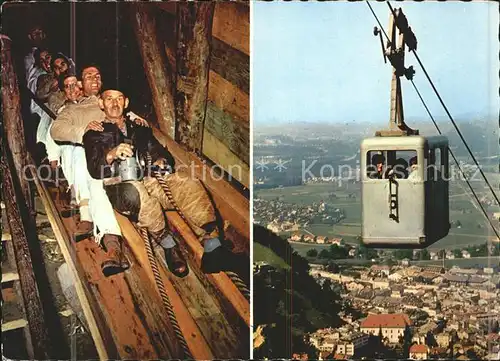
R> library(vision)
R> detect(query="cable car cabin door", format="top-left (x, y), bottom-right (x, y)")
top-left (361, 138), bottom-right (427, 248)
top-left (425, 143), bottom-right (450, 245)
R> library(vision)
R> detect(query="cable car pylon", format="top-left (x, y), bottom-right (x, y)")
top-left (371, 4), bottom-right (417, 137)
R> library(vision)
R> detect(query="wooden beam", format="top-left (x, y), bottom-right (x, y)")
top-left (210, 37), bottom-right (249, 94)
top-left (152, 127), bottom-right (250, 242)
top-left (2, 160), bottom-right (49, 359)
top-left (132, 5), bottom-right (176, 139)
top-left (161, 246), bottom-right (247, 359)
top-left (1, 34), bottom-right (32, 212)
top-left (202, 129), bottom-right (250, 188)
top-left (208, 70), bottom-right (249, 123)
top-left (212, 2), bottom-right (249, 56)
top-left (204, 101), bottom-right (249, 165)
top-left (115, 212), bottom-right (215, 360)
top-left (158, 2), bottom-right (249, 56)
top-left (174, 2), bottom-right (215, 154)
top-left (117, 209), bottom-right (248, 358)
top-left (158, 11), bottom-right (177, 72)
top-left (122, 264), bottom-right (181, 359)
top-left (166, 211), bottom-right (250, 327)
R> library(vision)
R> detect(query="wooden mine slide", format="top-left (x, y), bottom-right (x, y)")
top-left (32, 161), bottom-right (249, 359)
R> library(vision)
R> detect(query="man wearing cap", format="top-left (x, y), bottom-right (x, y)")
top-left (83, 88), bottom-right (248, 278)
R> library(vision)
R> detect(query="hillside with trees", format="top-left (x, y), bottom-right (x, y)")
top-left (253, 225), bottom-right (346, 359)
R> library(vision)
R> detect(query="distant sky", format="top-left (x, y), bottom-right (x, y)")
top-left (253, 1), bottom-right (499, 125)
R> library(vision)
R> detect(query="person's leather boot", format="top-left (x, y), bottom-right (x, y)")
top-left (74, 220), bottom-right (93, 242)
top-left (60, 192), bottom-right (79, 218)
top-left (164, 245), bottom-right (189, 278)
top-left (201, 246), bottom-right (250, 284)
top-left (101, 235), bottom-right (129, 277)
top-left (60, 205), bottom-right (79, 218)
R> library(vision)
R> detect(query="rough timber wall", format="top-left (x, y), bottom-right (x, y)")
top-left (158, 2), bottom-right (250, 188)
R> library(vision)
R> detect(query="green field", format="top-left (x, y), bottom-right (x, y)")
top-left (256, 178), bottom-right (500, 252)
top-left (290, 242), bottom-right (332, 258)
top-left (412, 256), bottom-right (500, 268)
top-left (254, 242), bottom-right (290, 269)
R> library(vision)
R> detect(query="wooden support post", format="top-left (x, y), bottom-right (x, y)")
top-left (1, 34), bottom-right (32, 213)
top-left (1, 160), bottom-right (49, 360)
top-left (175, 2), bottom-right (215, 154)
top-left (132, 5), bottom-right (176, 139)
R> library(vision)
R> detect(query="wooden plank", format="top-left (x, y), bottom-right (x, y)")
top-left (166, 211), bottom-right (250, 327)
top-left (2, 160), bottom-right (49, 359)
top-left (204, 101), bottom-right (249, 165)
top-left (160, 245), bottom-right (246, 359)
top-left (1, 272), bottom-right (19, 283)
top-left (2, 319), bottom-right (28, 332)
top-left (75, 244), bottom-right (170, 359)
top-left (2, 228), bottom-right (34, 359)
top-left (174, 2), bottom-right (215, 154)
top-left (115, 212), bottom-right (215, 360)
top-left (210, 37), bottom-right (249, 94)
top-left (123, 262), bottom-right (183, 359)
top-left (212, 2), bottom-right (249, 56)
top-left (208, 70), bottom-right (249, 123)
top-left (152, 127), bottom-right (250, 242)
top-left (34, 162), bottom-right (181, 359)
top-left (202, 129), bottom-right (250, 188)
top-left (132, 4), bottom-right (176, 138)
top-left (158, 2), bottom-right (249, 56)
top-left (55, 200), bottom-right (180, 359)
top-left (31, 169), bottom-right (115, 360)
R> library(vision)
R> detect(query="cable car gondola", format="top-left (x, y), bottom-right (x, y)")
top-left (361, 6), bottom-right (450, 248)
top-left (361, 135), bottom-right (449, 248)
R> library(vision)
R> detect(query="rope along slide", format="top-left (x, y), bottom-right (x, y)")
top-left (144, 148), bottom-right (250, 299)
top-left (151, 168), bottom-right (250, 301)
top-left (139, 227), bottom-right (193, 359)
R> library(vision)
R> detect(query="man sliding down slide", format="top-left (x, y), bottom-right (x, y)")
top-left (83, 87), bottom-right (248, 279)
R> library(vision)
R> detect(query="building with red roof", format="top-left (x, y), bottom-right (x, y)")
top-left (360, 313), bottom-right (412, 343)
top-left (409, 343), bottom-right (428, 360)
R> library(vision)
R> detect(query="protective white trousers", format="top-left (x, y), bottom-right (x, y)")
top-left (71, 147), bottom-right (123, 243)
top-left (36, 107), bottom-right (52, 146)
